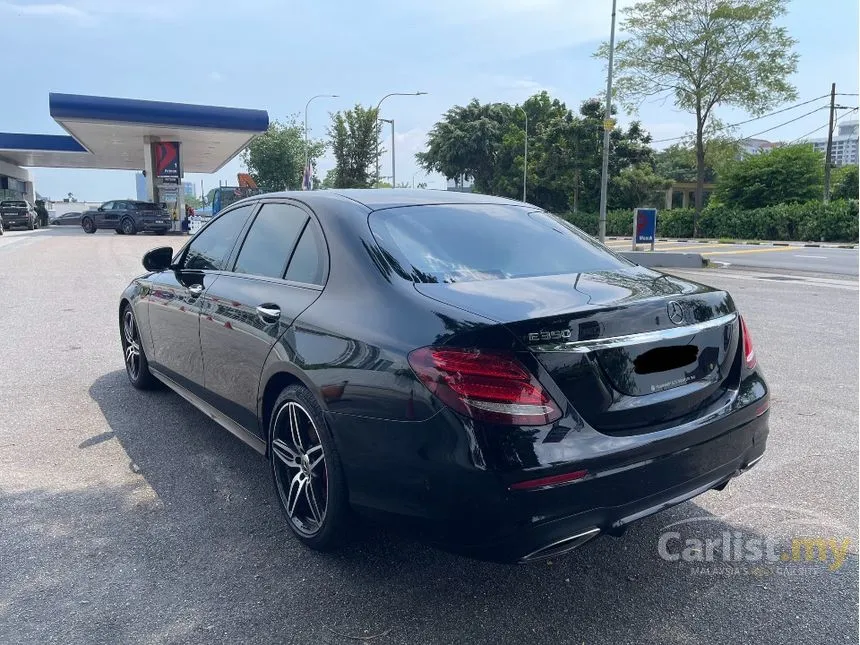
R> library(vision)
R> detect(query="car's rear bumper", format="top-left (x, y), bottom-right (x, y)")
top-left (1, 217), bottom-right (30, 226)
top-left (459, 410), bottom-right (768, 563)
top-left (329, 380), bottom-right (769, 563)
top-left (140, 221), bottom-right (172, 232)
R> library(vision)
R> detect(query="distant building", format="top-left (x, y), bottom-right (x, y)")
top-left (810, 120), bottom-right (859, 166)
top-left (135, 172), bottom-right (195, 200)
top-left (740, 138), bottom-right (781, 155)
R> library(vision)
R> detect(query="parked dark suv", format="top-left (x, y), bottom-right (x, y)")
top-left (0, 200), bottom-right (39, 230)
top-left (81, 200), bottom-right (171, 235)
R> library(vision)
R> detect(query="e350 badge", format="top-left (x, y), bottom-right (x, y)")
top-left (526, 329), bottom-right (572, 343)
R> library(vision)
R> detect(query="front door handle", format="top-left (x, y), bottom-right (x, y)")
top-left (187, 283), bottom-right (204, 296)
top-left (256, 304), bottom-right (281, 321)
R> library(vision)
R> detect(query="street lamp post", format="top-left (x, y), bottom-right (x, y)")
top-left (374, 91), bottom-right (427, 187)
top-left (598, 0), bottom-right (618, 243)
top-left (516, 105), bottom-right (528, 202)
top-left (304, 94), bottom-right (339, 189)
top-left (379, 118), bottom-right (395, 187)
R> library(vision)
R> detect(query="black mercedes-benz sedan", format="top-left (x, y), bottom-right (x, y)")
top-left (118, 190), bottom-right (769, 563)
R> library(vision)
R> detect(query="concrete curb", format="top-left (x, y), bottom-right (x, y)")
top-left (608, 237), bottom-right (858, 249)
top-left (620, 251), bottom-right (708, 269)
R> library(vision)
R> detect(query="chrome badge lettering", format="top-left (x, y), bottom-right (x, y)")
top-left (527, 329), bottom-right (572, 343)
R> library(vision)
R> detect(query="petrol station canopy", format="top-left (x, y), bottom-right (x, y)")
top-left (0, 93), bottom-right (270, 173)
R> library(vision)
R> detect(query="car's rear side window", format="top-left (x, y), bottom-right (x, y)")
top-left (233, 203), bottom-right (308, 279)
top-left (368, 204), bottom-right (629, 283)
top-left (285, 220), bottom-right (326, 286)
top-left (184, 204), bottom-right (255, 271)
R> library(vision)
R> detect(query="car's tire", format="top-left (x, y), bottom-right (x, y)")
top-left (154, 229), bottom-right (167, 236)
top-left (115, 228), bottom-right (124, 235)
top-left (121, 218), bottom-right (137, 236)
top-left (121, 304), bottom-right (158, 390)
top-left (269, 385), bottom-right (350, 551)
top-left (82, 217), bottom-right (96, 234)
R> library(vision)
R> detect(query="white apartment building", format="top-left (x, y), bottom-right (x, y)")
top-left (811, 120), bottom-right (859, 166)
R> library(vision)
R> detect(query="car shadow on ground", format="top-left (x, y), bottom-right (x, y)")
top-left (5, 369), bottom-right (852, 644)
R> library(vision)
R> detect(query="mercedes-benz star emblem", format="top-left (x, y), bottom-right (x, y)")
top-left (667, 301), bottom-right (685, 325)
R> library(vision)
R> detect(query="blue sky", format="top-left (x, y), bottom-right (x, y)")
top-left (1, 0), bottom-right (857, 202)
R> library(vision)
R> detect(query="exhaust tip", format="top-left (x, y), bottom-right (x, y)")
top-left (740, 454), bottom-right (764, 472)
top-left (519, 527), bottom-right (600, 564)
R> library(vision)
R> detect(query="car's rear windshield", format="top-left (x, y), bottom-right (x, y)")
top-left (368, 203), bottom-right (630, 283)
top-left (1, 201), bottom-right (28, 208)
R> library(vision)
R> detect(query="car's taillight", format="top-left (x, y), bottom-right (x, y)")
top-left (739, 315), bottom-right (756, 369)
top-left (407, 347), bottom-right (562, 426)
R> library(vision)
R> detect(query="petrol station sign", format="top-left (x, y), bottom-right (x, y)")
top-left (633, 207), bottom-right (657, 251)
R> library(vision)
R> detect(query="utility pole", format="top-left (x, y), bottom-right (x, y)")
top-left (598, 0), bottom-right (618, 243)
top-left (824, 82), bottom-right (837, 203)
top-left (304, 94), bottom-right (339, 190)
top-left (379, 118), bottom-right (395, 187)
top-left (373, 92), bottom-right (427, 187)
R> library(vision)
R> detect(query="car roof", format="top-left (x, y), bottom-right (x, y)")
top-left (251, 188), bottom-right (527, 212)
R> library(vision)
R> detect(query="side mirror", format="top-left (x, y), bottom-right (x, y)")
top-left (142, 246), bottom-right (174, 272)
top-left (97, 207), bottom-right (104, 211)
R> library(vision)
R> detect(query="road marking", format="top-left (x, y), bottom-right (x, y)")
top-left (666, 268), bottom-right (859, 291)
top-left (793, 254), bottom-right (828, 259)
top-left (701, 246), bottom-right (797, 256)
top-left (606, 243), bottom-right (736, 252)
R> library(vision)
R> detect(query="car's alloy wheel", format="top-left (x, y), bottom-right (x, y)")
top-left (269, 386), bottom-right (349, 550)
top-left (121, 218), bottom-right (136, 235)
top-left (272, 401), bottom-right (328, 536)
top-left (82, 218), bottom-right (95, 234)
top-left (120, 305), bottom-right (157, 389)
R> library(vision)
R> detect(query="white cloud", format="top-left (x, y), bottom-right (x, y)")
top-left (0, 2), bottom-right (93, 24)
top-left (1, 0), bottom-right (198, 25)
top-left (404, 0), bottom-right (637, 58)
top-left (486, 75), bottom-right (556, 98)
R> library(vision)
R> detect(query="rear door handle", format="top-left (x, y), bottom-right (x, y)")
top-left (256, 304), bottom-right (281, 321)
top-left (187, 283), bottom-right (204, 296)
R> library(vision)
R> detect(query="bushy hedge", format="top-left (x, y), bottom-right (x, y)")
top-left (560, 199), bottom-right (858, 242)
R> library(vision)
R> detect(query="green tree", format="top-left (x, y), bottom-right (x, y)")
top-left (655, 138), bottom-right (741, 183)
top-left (416, 92), bottom-right (658, 213)
top-left (328, 105), bottom-right (382, 188)
top-left (241, 117), bottom-right (325, 192)
top-left (184, 194), bottom-right (203, 209)
top-left (598, 0), bottom-right (798, 232)
top-left (417, 99), bottom-right (511, 194)
top-left (320, 169), bottom-right (337, 190)
top-left (832, 164), bottom-right (859, 201)
top-left (715, 145), bottom-right (824, 209)
top-left (609, 164), bottom-right (671, 209)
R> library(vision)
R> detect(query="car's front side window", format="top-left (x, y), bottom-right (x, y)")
top-left (183, 204), bottom-right (255, 271)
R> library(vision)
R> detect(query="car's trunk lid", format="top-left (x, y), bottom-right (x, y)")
top-left (414, 266), bottom-right (740, 434)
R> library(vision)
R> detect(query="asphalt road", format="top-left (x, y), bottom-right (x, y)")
top-left (1, 227), bottom-right (857, 645)
top-left (606, 240), bottom-right (859, 275)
